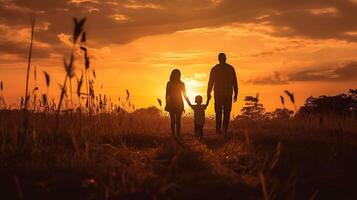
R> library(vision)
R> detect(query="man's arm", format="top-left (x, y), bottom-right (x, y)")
top-left (207, 67), bottom-right (215, 99)
top-left (204, 97), bottom-right (211, 109)
top-left (232, 67), bottom-right (238, 102)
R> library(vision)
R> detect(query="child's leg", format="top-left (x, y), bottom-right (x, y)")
top-left (169, 112), bottom-right (176, 136)
top-left (199, 125), bottom-right (204, 140)
top-left (194, 124), bottom-right (199, 138)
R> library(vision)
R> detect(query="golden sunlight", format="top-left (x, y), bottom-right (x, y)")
top-left (183, 78), bottom-right (206, 103)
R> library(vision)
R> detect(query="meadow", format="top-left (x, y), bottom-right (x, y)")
top-left (0, 108), bottom-right (356, 200)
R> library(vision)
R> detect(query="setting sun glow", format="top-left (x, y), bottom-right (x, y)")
top-left (0, 0), bottom-right (356, 115)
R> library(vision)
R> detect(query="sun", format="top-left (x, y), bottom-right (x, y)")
top-left (186, 87), bottom-right (199, 102)
top-left (184, 79), bottom-right (205, 103)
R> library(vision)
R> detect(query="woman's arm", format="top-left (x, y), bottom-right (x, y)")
top-left (182, 83), bottom-right (193, 107)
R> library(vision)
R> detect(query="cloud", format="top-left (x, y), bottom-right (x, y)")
top-left (1, 0), bottom-right (357, 61)
top-left (248, 61), bottom-right (357, 84)
top-left (289, 61), bottom-right (357, 81)
top-left (123, 1), bottom-right (163, 9)
top-left (248, 71), bottom-right (289, 85)
top-left (251, 42), bottom-right (305, 57)
top-left (0, 23), bottom-right (53, 59)
top-left (0, 39), bottom-right (52, 59)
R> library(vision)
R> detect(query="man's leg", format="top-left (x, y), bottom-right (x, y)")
top-left (215, 111), bottom-right (222, 134)
top-left (223, 111), bottom-right (230, 133)
top-left (215, 96), bottom-right (223, 134)
top-left (223, 95), bottom-right (233, 134)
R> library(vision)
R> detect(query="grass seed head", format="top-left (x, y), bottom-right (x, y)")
top-left (284, 90), bottom-right (295, 104)
top-left (43, 71), bottom-right (50, 87)
top-left (73, 18), bottom-right (86, 43)
top-left (42, 94), bottom-right (47, 105)
top-left (280, 95), bottom-right (285, 107)
top-left (126, 89), bottom-right (130, 100)
top-left (157, 98), bottom-right (162, 107)
top-left (81, 31), bottom-right (86, 43)
top-left (34, 65), bottom-right (37, 81)
top-left (32, 87), bottom-right (39, 94)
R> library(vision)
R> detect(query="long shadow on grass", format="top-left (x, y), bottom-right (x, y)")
top-left (150, 139), bottom-right (259, 200)
top-left (101, 133), bottom-right (167, 149)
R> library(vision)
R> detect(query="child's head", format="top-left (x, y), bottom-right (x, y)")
top-left (195, 95), bottom-right (203, 104)
top-left (169, 69), bottom-right (181, 82)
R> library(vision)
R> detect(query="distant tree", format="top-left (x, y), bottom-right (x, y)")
top-left (349, 89), bottom-right (357, 100)
top-left (269, 108), bottom-right (294, 119)
top-left (239, 94), bottom-right (266, 120)
top-left (298, 89), bottom-right (357, 117)
top-left (348, 89), bottom-right (357, 115)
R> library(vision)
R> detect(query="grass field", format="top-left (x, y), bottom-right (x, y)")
top-left (0, 109), bottom-right (356, 200)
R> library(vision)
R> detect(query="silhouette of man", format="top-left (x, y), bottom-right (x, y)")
top-left (207, 53), bottom-right (238, 134)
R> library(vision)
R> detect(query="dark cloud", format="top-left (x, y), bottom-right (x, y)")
top-left (289, 61), bottom-right (357, 81)
top-left (0, 39), bottom-right (52, 59)
top-left (248, 61), bottom-right (357, 84)
top-left (251, 42), bottom-right (306, 57)
top-left (1, 0), bottom-right (357, 60)
top-left (248, 71), bottom-right (289, 85)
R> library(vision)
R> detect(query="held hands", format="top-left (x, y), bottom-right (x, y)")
top-left (207, 94), bottom-right (212, 101)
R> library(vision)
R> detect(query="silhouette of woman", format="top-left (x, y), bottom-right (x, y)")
top-left (165, 69), bottom-right (189, 137)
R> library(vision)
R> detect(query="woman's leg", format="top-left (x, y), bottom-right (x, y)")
top-left (175, 112), bottom-right (182, 136)
top-left (169, 112), bottom-right (176, 136)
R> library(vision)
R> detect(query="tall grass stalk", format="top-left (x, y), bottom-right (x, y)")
top-left (57, 18), bottom-right (86, 115)
top-left (24, 18), bottom-right (36, 109)
top-left (43, 71), bottom-right (50, 111)
top-left (76, 71), bottom-right (84, 108)
top-left (43, 71), bottom-right (50, 95)
top-left (259, 170), bottom-right (270, 200)
top-left (79, 32), bottom-right (90, 109)
top-left (80, 42), bottom-right (90, 110)
top-left (0, 81), bottom-right (4, 108)
top-left (69, 76), bottom-right (74, 108)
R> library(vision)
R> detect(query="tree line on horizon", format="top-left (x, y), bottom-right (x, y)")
top-left (237, 89), bottom-right (357, 121)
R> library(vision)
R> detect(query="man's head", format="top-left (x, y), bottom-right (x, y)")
top-left (218, 53), bottom-right (226, 64)
top-left (195, 95), bottom-right (203, 105)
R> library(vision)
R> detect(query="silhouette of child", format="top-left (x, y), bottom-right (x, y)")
top-left (187, 95), bottom-right (210, 140)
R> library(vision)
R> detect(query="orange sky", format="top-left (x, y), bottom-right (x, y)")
top-left (0, 0), bottom-right (357, 115)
